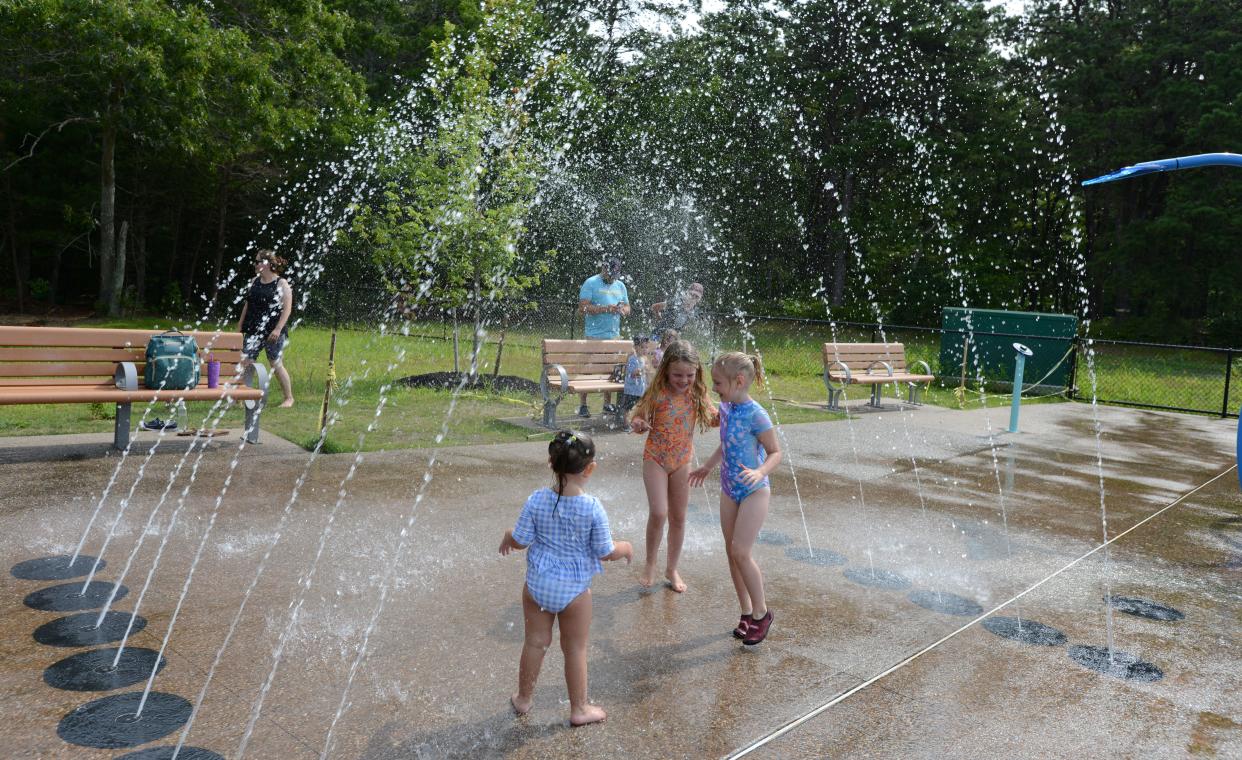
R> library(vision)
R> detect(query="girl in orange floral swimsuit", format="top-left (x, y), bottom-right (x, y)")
top-left (628, 340), bottom-right (717, 591)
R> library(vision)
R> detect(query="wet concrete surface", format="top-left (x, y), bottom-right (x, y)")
top-left (0, 402), bottom-right (1238, 758)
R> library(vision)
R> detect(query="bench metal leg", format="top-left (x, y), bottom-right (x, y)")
top-left (908, 384), bottom-right (925, 406)
top-left (114, 403), bottom-right (131, 450)
top-left (243, 399), bottom-right (263, 443)
top-left (242, 364), bottom-right (270, 444)
top-left (541, 397), bottom-right (560, 428)
top-left (826, 388), bottom-right (843, 411)
top-left (868, 384), bottom-right (884, 408)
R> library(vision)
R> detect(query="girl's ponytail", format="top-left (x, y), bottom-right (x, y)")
top-left (714, 351), bottom-right (764, 390)
top-left (548, 430), bottom-right (595, 514)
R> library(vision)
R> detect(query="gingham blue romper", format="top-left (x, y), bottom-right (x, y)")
top-left (513, 488), bottom-right (615, 613)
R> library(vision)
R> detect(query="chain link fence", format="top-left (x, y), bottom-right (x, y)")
top-left (297, 281), bottom-right (1242, 418)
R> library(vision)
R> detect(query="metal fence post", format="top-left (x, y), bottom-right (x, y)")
top-left (1222, 349), bottom-right (1234, 418)
top-left (1067, 336), bottom-right (1079, 400)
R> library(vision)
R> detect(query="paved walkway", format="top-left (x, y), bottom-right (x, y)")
top-left (0, 403), bottom-right (1238, 758)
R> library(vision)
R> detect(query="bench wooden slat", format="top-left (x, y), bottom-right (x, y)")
top-left (826, 359), bottom-right (910, 371)
top-left (545, 361), bottom-right (626, 375)
top-left (0, 347), bottom-right (243, 363)
top-left (0, 377), bottom-right (120, 387)
top-left (0, 362), bottom-right (132, 378)
top-left (0, 385), bottom-right (263, 405)
top-left (0, 326), bottom-right (244, 350)
top-left (542, 352), bottom-right (630, 365)
top-left (567, 381), bottom-right (625, 394)
top-left (0, 347), bottom-right (142, 362)
top-left (541, 339), bottom-right (631, 353)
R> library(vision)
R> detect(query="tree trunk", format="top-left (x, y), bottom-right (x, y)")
top-left (493, 314), bottom-right (508, 380)
top-left (165, 196), bottom-right (184, 295)
top-left (134, 218), bottom-right (147, 308)
top-left (4, 175), bottom-right (25, 312)
top-left (108, 219), bottom-right (128, 316)
top-left (452, 308), bottom-right (460, 374)
top-left (50, 241), bottom-right (63, 306)
top-left (827, 170), bottom-right (856, 307)
top-left (470, 281), bottom-right (484, 382)
top-left (97, 88), bottom-right (120, 312)
top-left (180, 216), bottom-right (209, 305)
top-left (6, 233), bottom-right (25, 313)
top-left (207, 168), bottom-right (231, 310)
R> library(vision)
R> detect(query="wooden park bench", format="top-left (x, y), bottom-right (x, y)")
top-left (822, 342), bottom-right (935, 411)
top-left (540, 339), bottom-right (631, 427)
top-left (0, 326), bottom-right (268, 449)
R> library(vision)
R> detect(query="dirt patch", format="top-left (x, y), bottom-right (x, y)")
top-left (398, 371), bottom-right (541, 395)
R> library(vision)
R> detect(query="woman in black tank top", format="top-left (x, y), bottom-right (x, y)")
top-left (237, 250), bottom-right (295, 407)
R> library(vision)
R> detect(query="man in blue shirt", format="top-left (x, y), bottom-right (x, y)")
top-left (577, 257), bottom-right (630, 417)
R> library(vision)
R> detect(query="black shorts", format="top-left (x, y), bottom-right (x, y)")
top-left (243, 330), bottom-right (288, 363)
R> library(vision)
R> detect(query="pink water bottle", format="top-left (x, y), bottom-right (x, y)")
top-left (207, 356), bottom-right (221, 388)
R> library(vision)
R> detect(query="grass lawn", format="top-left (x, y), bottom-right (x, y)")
top-left (11, 313), bottom-right (1224, 453)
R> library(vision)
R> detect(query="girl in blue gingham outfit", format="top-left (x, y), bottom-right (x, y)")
top-left (500, 431), bottom-right (633, 727)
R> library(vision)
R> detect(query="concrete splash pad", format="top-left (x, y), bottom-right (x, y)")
top-left (0, 403), bottom-right (1239, 757)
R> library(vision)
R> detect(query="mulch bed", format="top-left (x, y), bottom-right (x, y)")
top-left (397, 371), bottom-right (541, 395)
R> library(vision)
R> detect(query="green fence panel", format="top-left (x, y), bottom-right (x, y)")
top-left (938, 308), bottom-right (1077, 387)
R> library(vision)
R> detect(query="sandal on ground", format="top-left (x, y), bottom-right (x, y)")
top-left (743, 610), bottom-right (773, 645)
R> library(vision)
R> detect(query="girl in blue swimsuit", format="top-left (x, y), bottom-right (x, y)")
top-left (690, 352), bottom-right (783, 646)
top-left (500, 431), bottom-right (633, 726)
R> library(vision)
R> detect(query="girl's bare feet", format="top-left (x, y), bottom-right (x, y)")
top-left (569, 704), bottom-right (607, 726)
top-left (664, 569), bottom-right (686, 593)
top-left (279, 398), bottom-right (294, 408)
top-left (510, 693), bottom-right (532, 715)
top-left (638, 562), bottom-right (658, 587)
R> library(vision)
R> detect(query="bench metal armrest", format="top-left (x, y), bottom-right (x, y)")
top-left (823, 361), bottom-right (852, 390)
top-left (542, 363), bottom-right (569, 402)
top-left (114, 362), bottom-right (139, 391)
top-left (910, 359), bottom-right (932, 379)
top-left (241, 363), bottom-right (270, 408)
top-left (866, 360), bottom-right (894, 377)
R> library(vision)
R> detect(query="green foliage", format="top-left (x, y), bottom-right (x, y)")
top-left (87, 402), bottom-right (114, 421)
top-left (350, 0), bottom-right (568, 326)
top-left (1022, 0), bottom-right (1242, 338)
top-left (0, 0), bottom-right (1238, 347)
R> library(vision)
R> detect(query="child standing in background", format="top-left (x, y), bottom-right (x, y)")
top-left (628, 340), bottom-right (717, 592)
top-left (618, 336), bottom-right (654, 416)
top-left (690, 352), bottom-right (782, 645)
top-left (500, 431), bottom-right (633, 725)
top-left (652, 328), bottom-right (679, 369)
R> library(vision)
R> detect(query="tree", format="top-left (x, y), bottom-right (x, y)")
top-left (350, 0), bottom-right (571, 376)
top-left (0, 0), bottom-right (367, 315)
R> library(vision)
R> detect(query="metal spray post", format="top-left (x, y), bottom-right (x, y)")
top-left (1009, 343), bottom-right (1033, 434)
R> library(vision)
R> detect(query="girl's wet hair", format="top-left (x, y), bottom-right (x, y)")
top-left (549, 430), bottom-right (595, 510)
top-left (255, 248), bottom-right (288, 274)
top-left (714, 351), bottom-right (765, 390)
top-left (633, 339), bottom-right (715, 432)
